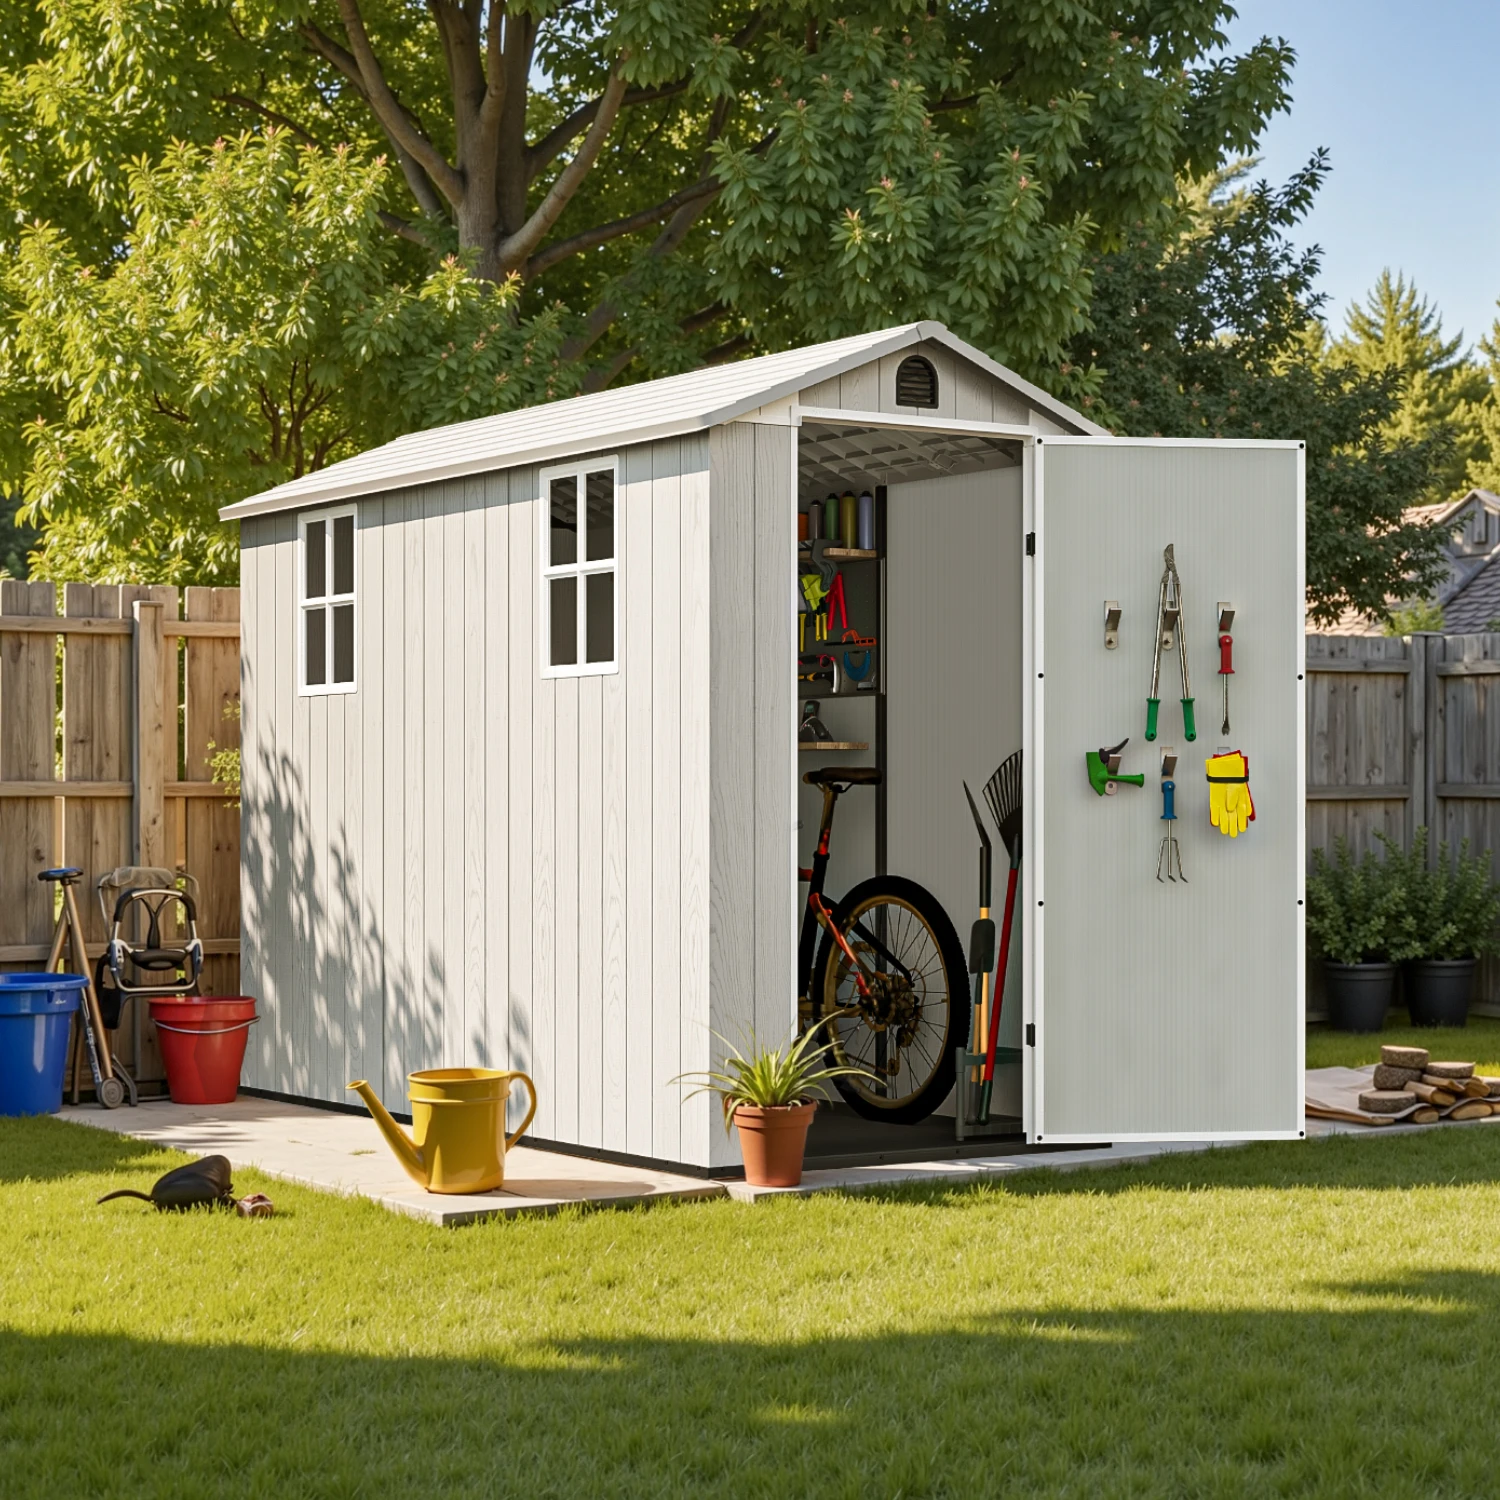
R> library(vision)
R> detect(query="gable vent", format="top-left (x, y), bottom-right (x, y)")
top-left (895, 355), bottom-right (939, 409)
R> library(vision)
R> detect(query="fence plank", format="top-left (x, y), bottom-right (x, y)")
top-left (0, 580), bottom-right (59, 954)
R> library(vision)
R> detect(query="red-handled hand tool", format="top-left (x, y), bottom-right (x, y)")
top-left (1218, 630), bottom-right (1234, 735)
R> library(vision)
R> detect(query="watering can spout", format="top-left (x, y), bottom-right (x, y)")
top-left (347, 1080), bottom-right (427, 1186)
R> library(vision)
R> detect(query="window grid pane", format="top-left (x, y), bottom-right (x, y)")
top-left (305, 606), bottom-right (327, 686)
top-left (332, 603), bottom-right (355, 684)
top-left (585, 470), bottom-right (614, 562)
top-left (305, 520), bottom-right (327, 600)
top-left (549, 577), bottom-right (578, 666)
top-left (549, 475), bottom-right (578, 567)
top-left (332, 515), bottom-right (355, 596)
top-left (585, 572), bottom-right (614, 663)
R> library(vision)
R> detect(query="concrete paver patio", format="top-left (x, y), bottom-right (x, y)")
top-left (55, 1083), bottom-right (1491, 1224)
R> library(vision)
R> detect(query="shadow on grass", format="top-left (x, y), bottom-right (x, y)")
top-left (3, 1269), bottom-right (1500, 1495)
top-left (0, 1115), bottom-right (177, 1185)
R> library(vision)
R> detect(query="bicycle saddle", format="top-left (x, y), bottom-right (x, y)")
top-left (38, 867), bottom-right (84, 883)
top-left (802, 766), bottom-right (882, 788)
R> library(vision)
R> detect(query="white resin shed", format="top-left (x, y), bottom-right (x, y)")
top-left (225, 322), bottom-right (1306, 1172)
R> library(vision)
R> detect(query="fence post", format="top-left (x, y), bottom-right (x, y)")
top-left (132, 598), bottom-right (167, 867)
top-left (1407, 633), bottom-right (1428, 856)
top-left (1421, 632), bottom-right (1442, 867)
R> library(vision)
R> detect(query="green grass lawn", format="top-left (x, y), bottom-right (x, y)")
top-left (6, 1116), bottom-right (1500, 1496)
top-left (1307, 1008), bottom-right (1500, 1071)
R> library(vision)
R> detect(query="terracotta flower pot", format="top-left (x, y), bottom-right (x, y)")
top-left (732, 1101), bottom-right (818, 1187)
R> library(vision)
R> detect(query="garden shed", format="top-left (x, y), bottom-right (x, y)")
top-left (223, 322), bottom-right (1306, 1172)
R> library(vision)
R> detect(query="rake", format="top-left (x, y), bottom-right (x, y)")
top-left (978, 751), bottom-right (1022, 1124)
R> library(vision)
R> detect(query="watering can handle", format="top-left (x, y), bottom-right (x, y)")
top-left (505, 1072), bottom-right (538, 1153)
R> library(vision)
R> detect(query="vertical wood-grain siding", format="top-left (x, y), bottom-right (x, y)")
top-left (240, 437), bottom-right (717, 1163)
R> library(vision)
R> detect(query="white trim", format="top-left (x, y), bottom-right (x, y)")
top-left (1040, 436), bottom-right (1303, 450)
top-left (788, 427), bottom-right (801, 1033)
top-left (1295, 441), bottom-right (1307, 1133)
top-left (1024, 437), bottom-right (1044, 1142)
top-left (297, 504), bottom-right (358, 697)
top-left (1038, 1131), bottom-right (1305, 1145)
top-left (792, 405), bottom-right (1039, 441)
top-left (539, 456), bottom-right (620, 679)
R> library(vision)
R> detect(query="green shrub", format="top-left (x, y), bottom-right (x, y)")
top-left (1306, 836), bottom-right (1409, 965)
top-left (1399, 826), bottom-right (1500, 961)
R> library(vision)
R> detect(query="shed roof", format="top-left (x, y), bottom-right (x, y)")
top-left (221, 321), bottom-right (1105, 521)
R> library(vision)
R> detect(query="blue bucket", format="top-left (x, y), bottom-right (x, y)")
top-left (0, 975), bottom-right (86, 1117)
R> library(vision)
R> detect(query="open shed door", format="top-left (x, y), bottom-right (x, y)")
top-left (1025, 438), bottom-right (1305, 1143)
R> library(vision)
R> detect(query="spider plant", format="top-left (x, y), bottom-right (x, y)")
top-left (676, 1022), bottom-right (875, 1132)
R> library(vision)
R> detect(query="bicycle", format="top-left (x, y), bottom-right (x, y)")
top-left (798, 766), bottom-right (968, 1124)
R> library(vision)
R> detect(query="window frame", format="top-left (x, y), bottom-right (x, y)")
top-left (539, 456), bottom-right (620, 679)
top-left (298, 504), bottom-right (358, 697)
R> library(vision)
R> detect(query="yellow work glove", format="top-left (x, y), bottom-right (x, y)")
top-left (1206, 751), bottom-right (1255, 837)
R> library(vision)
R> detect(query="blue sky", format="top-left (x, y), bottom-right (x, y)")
top-left (1222, 0), bottom-right (1500, 354)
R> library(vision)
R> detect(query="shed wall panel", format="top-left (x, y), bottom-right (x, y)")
top-left (238, 436), bottom-right (725, 1166)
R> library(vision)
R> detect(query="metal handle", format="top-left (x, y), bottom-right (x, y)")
top-left (153, 1018), bottom-right (259, 1036)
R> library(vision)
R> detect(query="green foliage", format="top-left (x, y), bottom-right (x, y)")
top-left (7, 133), bottom-right (570, 583)
top-left (0, 492), bottom-right (38, 578)
top-left (1074, 156), bottom-right (1454, 625)
top-left (1384, 601), bottom-right (1445, 635)
top-left (1390, 828), bottom-right (1500, 962)
top-left (207, 701), bottom-right (241, 808)
top-left (1306, 836), bottom-right (1410, 965)
top-left (1331, 272), bottom-right (1490, 499)
top-left (676, 1023), bottom-right (873, 1130)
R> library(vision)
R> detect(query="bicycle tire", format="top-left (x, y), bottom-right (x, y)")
top-left (811, 875), bottom-right (969, 1125)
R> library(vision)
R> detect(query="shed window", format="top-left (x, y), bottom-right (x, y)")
top-left (300, 506), bottom-right (356, 695)
top-left (895, 355), bottom-right (939, 409)
top-left (541, 458), bottom-right (618, 677)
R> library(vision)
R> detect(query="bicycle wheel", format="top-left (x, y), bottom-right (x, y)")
top-left (810, 875), bottom-right (968, 1124)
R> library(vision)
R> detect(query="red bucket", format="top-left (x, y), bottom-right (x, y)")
top-left (149, 997), bottom-right (258, 1105)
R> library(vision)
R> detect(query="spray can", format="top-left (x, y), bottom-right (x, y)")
top-left (823, 494), bottom-right (839, 542)
top-left (857, 492), bottom-right (874, 551)
top-left (840, 492), bottom-right (857, 548)
top-left (798, 510), bottom-right (810, 543)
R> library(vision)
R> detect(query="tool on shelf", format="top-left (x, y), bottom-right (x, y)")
top-left (962, 783), bottom-right (996, 1097)
top-left (1206, 749), bottom-right (1255, 837)
top-left (1217, 602), bottom-right (1235, 736)
top-left (798, 700), bottom-right (834, 743)
top-left (1156, 746), bottom-right (1185, 883)
top-left (1087, 738), bottom-right (1145, 797)
top-left (1146, 544), bottom-right (1196, 742)
top-left (977, 752), bottom-right (1022, 1124)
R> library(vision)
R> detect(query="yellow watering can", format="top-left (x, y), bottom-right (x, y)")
top-left (348, 1068), bottom-right (537, 1194)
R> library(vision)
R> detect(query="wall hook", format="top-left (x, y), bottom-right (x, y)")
top-left (1104, 601), bottom-right (1122, 650)
top-left (1218, 601), bottom-right (1235, 634)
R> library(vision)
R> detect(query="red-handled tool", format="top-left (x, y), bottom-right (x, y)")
top-left (1218, 623), bottom-right (1234, 736)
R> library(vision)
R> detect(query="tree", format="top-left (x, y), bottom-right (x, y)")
top-left (7, 133), bottom-right (568, 584)
top-left (4, 0), bottom-right (1296, 396)
top-left (1071, 155), bottom-right (1454, 626)
top-left (1331, 271), bottom-right (1489, 498)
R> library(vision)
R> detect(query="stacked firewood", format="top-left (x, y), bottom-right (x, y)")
top-left (1359, 1046), bottom-right (1500, 1123)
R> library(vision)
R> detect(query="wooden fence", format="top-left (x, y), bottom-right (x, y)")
top-left (0, 579), bottom-right (240, 1088)
top-left (1307, 631), bottom-right (1500, 1015)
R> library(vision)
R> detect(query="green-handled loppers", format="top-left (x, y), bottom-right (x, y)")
top-left (1146, 543), bottom-right (1195, 743)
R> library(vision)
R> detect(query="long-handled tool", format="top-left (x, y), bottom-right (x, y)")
top-left (41, 868), bottom-right (134, 1108)
top-left (1146, 544), bottom-right (1196, 743)
top-left (1156, 748), bottom-right (1185, 883)
top-left (962, 783), bottom-right (996, 1095)
top-left (977, 751), bottom-right (1022, 1124)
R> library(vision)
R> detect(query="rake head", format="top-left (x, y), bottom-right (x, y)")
top-left (981, 750), bottom-right (1022, 865)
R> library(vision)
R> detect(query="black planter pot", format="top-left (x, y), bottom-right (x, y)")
top-left (1405, 959), bottom-right (1477, 1028)
top-left (1324, 961), bottom-right (1395, 1033)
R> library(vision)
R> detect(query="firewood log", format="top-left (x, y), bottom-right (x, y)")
top-left (1447, 1100), bottom-right (1493, 1121)
top-left (1410, 1107), bottom-right (1440, 1124)
top-left (1419, 1076), bottom-right (1465, 1100)
top-left (1457, 1077), bottom-right (1491, 1098)
top-left (1426, 1061), bottom-right (1476, 1080)
top-left (1479, 1077), bottom-right (1500, 1098)
top-left (1407, 1081), bottom-right (1457, 1106)
top-left (1381, 1045), bottom-right (1430, 1070)
top-left (1373, 1064), bottom-right (1422, 1090)
top-left (1359, 1089), bottom-right (1417, 1114)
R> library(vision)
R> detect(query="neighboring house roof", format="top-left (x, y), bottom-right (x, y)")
top-left (221, 322), bottom-right (1107, 522)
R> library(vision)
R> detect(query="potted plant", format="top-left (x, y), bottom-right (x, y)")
top-left (1306, 836), bottom-right (1409, 1032)
top-left (1400, 829), bottom-right (1500, 1027)
top-left (677, 1025), bottom-right (872, 1188)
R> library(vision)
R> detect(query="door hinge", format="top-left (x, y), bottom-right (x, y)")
top-left (1025, 532), bottom-right (1036, 556)
top-left (1025, 1022), bottom-right (1036, 1047)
